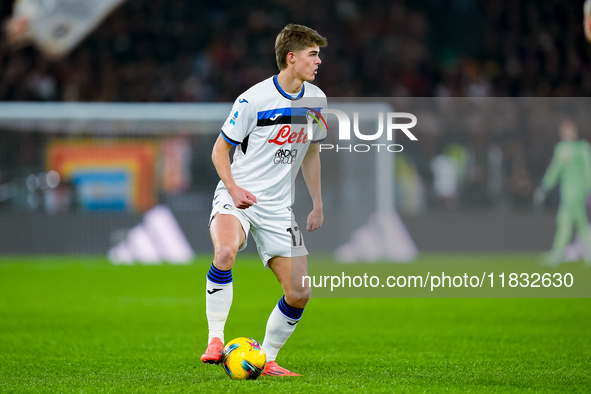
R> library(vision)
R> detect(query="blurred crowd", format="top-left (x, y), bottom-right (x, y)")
top-left (2, 0), bottom-right (591, 101)
top-left (394, 97), bottom-right (591, 213)
top-left (1, 0), bottom-right (591, 212)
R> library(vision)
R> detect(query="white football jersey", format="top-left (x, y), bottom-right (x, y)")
top-left (216, 75), bottom-right (327, 209)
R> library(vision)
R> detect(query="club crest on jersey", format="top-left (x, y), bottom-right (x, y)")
top-left (268, 125), bottom-right (309, 146)
top-left (305, 108), bottom-right (327, 131)
top-left (229, 111), bottom-right (239, 126)
top-left (223, 204), bottom-right (235, 210)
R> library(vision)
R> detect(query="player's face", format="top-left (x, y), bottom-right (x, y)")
top-left (292, 46), bottom-right (322, 81)
top-left (560, 121), bottom-right (578, 141)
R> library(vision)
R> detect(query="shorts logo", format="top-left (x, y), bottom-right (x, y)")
top-left (273, 149), bottom-right (298, 164)
top-left (223, 204), bottom-right (235, 210)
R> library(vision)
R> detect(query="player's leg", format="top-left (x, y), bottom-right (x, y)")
top-left (210, 212), bottom-right (246, 270)
top-left (201, 213), bottom-right (246, 364)
top-left (546, 204), bottom-right (574, 265)
top-left (268, 255), bottom-right (310, 307)
top-left (262, 255), bottom-right (310, 376)
top-left (571, 197), bottom-right (591, 264)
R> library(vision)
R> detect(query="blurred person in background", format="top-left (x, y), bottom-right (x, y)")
top-left (534, 119), bottom-right (591, 266)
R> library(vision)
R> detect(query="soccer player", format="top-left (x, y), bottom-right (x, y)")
top-left (200, 24), bottom-right (328, 376)
top-left (534, 119), bottom-right (591, 265)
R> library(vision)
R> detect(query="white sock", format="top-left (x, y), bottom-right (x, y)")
top-left (206, 267), bottom-right (233, 344)
top-left (262, 297), bottom-right (303, 362)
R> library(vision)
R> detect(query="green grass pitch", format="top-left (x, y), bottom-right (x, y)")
top-left (1, 254), bottom-right (590, 393)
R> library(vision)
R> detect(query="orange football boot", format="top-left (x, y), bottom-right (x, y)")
top-left (262, 361), bottom-right (301, 376)
top-left (200, 337), bottom-right (223, 364)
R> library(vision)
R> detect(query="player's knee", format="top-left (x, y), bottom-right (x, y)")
top-left (214, 244), bottom-right (238, 270)
top-left (285, 296), bottom-right (309, 309)
top-left (286, 285), bottom-right (311, 308)
top-left (293, 278), bottom-right (312, 299)
top-left (301, 284), bottom-right (312, 300)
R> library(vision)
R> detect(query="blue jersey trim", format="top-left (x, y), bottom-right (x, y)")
top-left (257, 107), bottom-right (322, 120)
top-left (258, 107), bottom-right (291, 120)
top-left (220, 131), bottom-right (240, 146)
top-left (273, 75), bottom-right (305, 100)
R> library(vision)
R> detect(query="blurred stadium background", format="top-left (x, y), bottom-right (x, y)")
top-left (2, 3), bottom-right (591, 392)
top-left (1, 0), bottom-right (591, 256)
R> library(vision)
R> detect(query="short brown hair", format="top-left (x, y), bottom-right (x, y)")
top-left (275, 24), bottom-right (328, 71)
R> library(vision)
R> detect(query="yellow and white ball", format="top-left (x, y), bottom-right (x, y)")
top-left (221, 337), bottom-right (267, 380)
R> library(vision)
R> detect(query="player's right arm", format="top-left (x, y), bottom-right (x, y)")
top-left (542, 144), bottom-right (562, 191)
top-left (211, 134), bottom-right (257, 209)
top-left (534, 143), bottom-right (562, 206)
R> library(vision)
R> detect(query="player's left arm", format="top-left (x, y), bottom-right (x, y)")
top-left (302, 142), bottom-right (323, 232)
top-left (582, 141), bottom-right (591, 192)
top-left (542, 144), bottom-right (562, 191)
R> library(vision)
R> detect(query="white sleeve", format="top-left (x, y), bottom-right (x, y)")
top-left (220, 98), bottom-right (256, 145)
top-left (312, 96), bottom-right (328, 143)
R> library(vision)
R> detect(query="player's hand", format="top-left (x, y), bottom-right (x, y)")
top-left (228, 186), bottom-right (257, 209)
top-left (533, 186), bottom-right (546, 207)
top-left (307, 207), bottom-right (324, 232)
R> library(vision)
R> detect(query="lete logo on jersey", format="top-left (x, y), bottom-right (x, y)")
top-left (268, 125), bottom-right (309, 146)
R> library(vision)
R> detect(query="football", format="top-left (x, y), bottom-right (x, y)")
top-left (220, 337), bottom-right (267, 380)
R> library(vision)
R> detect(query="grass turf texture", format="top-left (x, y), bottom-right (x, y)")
top-left (0, 254), bottom-right (589, 393)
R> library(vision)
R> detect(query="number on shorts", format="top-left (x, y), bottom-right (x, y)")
top-left (286, 226), bottom-right (303, 247)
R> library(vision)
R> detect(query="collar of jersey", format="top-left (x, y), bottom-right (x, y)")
top-left (273, 75), bottom-right (305, 100)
